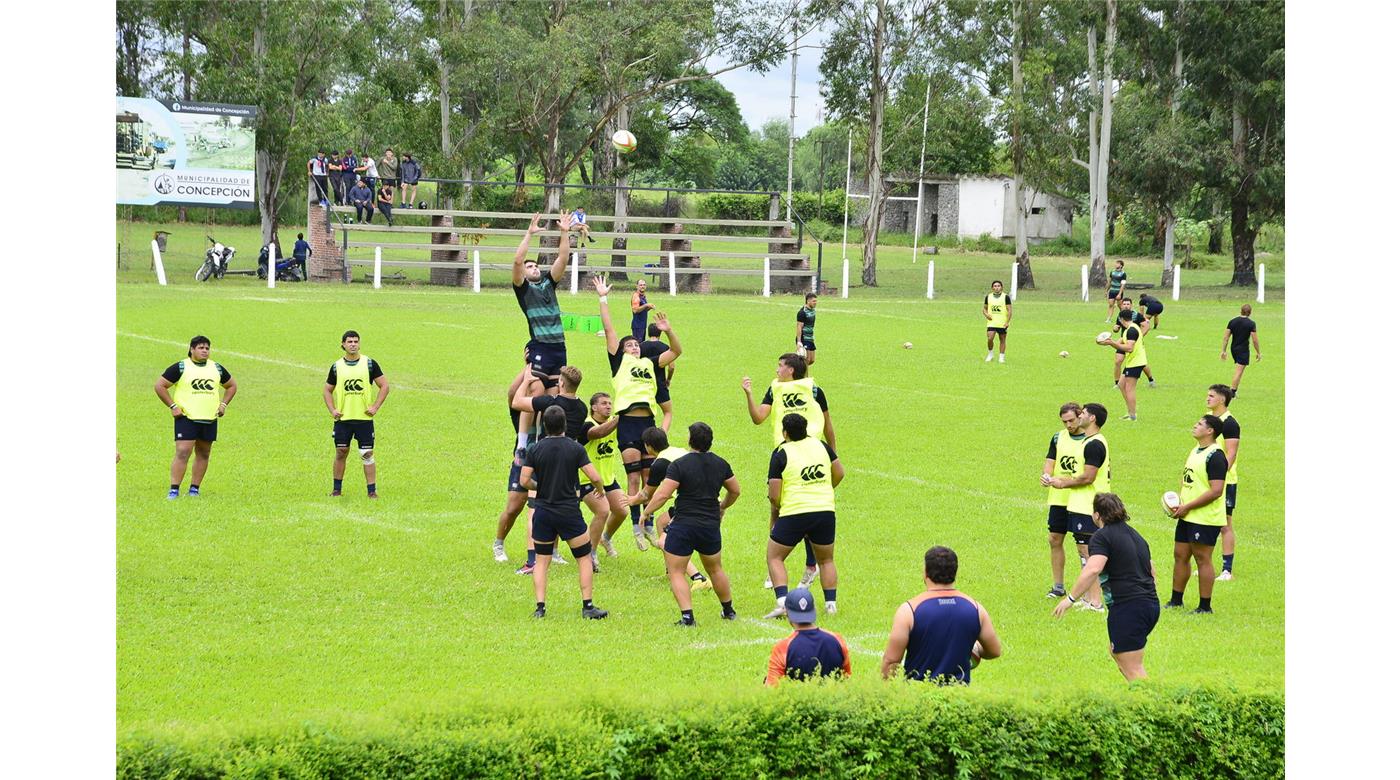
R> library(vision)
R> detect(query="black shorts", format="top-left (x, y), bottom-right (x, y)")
top-left (1225, 484), bottom-right (1237, 514)
top-left (1145, 301), bottom-right (1164, 316)
top-left (531, 507), bottom-right (588, 544)
top-left (333, 420), bottom-right (375, 449)
top-left (1046, 504), bottom-right (1071, 534)
top-left (380, 176), bottom-right (399, 189)
top-left (656, 381), bottom-right (671, 405)
top-left (578, 480), bottom-right (621, 500)
top-left (1107, 290), bottom-right (1122, 300)
top-left (1122, 365), bottom-right (1145, 379)
top-left (507, 461), bottom-right (527, 494)
top-left (772, 510), bottom-right (836, 547)
top-left (1174, 519), bottom-right (1223, 546)
top-left (663, 522), bottom-right (722, 557)
top-left (986, 327), bottom-right (1007, 335)
top-left (1068, 512), bottom-right (1097, 545)
top-left (1231, 347), bottom-right (1250, 367)
top-left (174, 417), bottom-right (217, 442)
top-left (800, 338), bottom-right (817, 351)
top-left (526, 339), bottom-right (568, 385)
top-left (616, 413), bottom-right (655, 453)
top-left (1107, 598), bottom-right (1159, 654)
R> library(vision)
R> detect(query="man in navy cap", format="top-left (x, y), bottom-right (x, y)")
top-left (764, 587), bottom-right (852, 685)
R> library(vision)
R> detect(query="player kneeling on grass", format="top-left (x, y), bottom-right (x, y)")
top-left (1053, 493), bottom-right (1159, 682)
top-left (880, 546), bottom-right (1002, 685)
top-left (518, 406), bottom-right (609, 620)
top-left (641, 422), bottom-right (740, 626)
top-left (324, 330), bottom-right (389, 498)
top-left (765, 587), bottom-right (852, 686)
top-left (629, 427), bottom-right (711, 590)
top-left (764, 413), bottom-right (844, 619)
top-left (155, 335), bottom-right (237, 499)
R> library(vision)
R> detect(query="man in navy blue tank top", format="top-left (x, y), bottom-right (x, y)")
top-left (765, 588), bottom-right (852, 685)
top-left (880, 546), bottom-right (1002, 684)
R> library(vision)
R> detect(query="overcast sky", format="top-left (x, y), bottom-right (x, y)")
top-left (712, 24), bottom-right (830, 136)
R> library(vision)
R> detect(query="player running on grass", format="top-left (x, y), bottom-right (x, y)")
top-left (323, 330), bottom-right (389, 498)
top-left (154, 335), bottom-right (237, 499)
top-left (627, 427), bottom-right (711, 590)
top-left (1221, 304), bottom-right (1261, 394)
top-left (1112, 297), bottom-right (1156, 388)
top-left (795, 292), bottom-right (818, 366)
top-left (1099, 310), bottom-right (1146, 420)
top-left (1206, 385), bottom-right (1242, 581)
top-left (742, 352), bottom-right (836, 589)
top-left (983, 280), bottom-right (1012, 363)
top-left (763, 413), bottom-right (844, 619)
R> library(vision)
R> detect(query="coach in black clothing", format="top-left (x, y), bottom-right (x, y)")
top-left (1053, 493), bottom-right (1158, 682)
top-left (1221, 303), bottom-right (1261, 393)
top-left (520, 406), bottom-right (609, 620)
top-left (642, 422), bottom-right (741, 626)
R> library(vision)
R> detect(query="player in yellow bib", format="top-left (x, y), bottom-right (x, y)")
top-left (323, 330), bottom-right (390, 498)
top-left (579, 392), bottom-right (628, 558)
top-left (1206, 385), bottom-right (1241, 581)
top-left (743, 352), bottom-right (836, 588)
top-left (762, 414), bottom-right (845, 619)
top-left (1099, 309), bottom-right (1146, 421)
top-left (154, 335), bottom-right (237, 499)
top-left (1043, 402), bottom-right (1110, 609)
top-left (983, 280), bottom-right (1012, 363)
top-left (1166, 415), bottom-right (1229, 614)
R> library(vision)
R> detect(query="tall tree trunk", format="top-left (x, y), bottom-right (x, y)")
top-left (436, 0), bottom-right (454, 209)
top-left (1229, 90), bottom-right (1256, 285)
top-left (1085, 23), bottom-right (1101, 285)
top-left (610, 99), bottom-right (631, 282)
top-left (253, 5), bottom-right (280, 250)
top-left (860, 0), bottom-right (888, 287)
top-left (1208, 200), bottom-right (1224, 253)
top-left (1011, 0), bottom-right (1034, 289)
top-left (1088, 2), bottom-right (1117, 287)
top-left (1160, 0), bottom-right (1182, 288)
top-left (1161, 207), bottom-right (1176, 285)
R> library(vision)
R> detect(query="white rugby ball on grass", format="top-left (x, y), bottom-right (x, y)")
top-left (902, 342), bottom-right (913, 349)
top-left (1059, 350), bottom-right (1070, 358)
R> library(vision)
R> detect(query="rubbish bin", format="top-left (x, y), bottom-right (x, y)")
top-left (154, 231), bottom-right (171, 252)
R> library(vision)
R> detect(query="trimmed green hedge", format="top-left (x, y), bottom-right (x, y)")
top-left (118, 688), bottom-right (1282, 779)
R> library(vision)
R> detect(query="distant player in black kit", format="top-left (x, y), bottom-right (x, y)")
top-left (1221, 304), bottom-right (1261, 394)
top-left (518, 406), bottom-right (609, 620)
top-left (1137, 293), bottom-right (1165, 331)
top-left (795, 293), bottom-right (818, 367)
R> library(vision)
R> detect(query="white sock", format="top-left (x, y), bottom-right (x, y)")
top-left (515, 432), bottom-right (528, 449)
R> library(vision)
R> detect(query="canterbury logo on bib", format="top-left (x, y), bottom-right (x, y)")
top-left (782, 393), bottom-right (807, 407)
top-left (343, 379), bottom-right (365, 392)
top-left (630, 366), bottom-right (652, 379)
top-left (191, 379), bottom-right (216, 391)
top-left (800, 465), bottom-right (825, 481)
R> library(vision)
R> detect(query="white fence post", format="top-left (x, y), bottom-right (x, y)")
top-left (472, 249), bottom-right (480, 293)
top-left (1010, 262), bottom-right (1019, 302)
top-left (841, 258), bottom-right (850, 299)
top-left (668, 251), bottom-right (677, 296)
top-left (762, 257), bottom-right (771, 298)
top-left (1257, 264), bottom-right (1265, 303)
top-left (267, 245), bottom-right (276, 289)
top-left (150, 239), bottom-right (167, 286)
top-left (926, 261), bottom-right (935, 300)
top-left (1081, 264), bottom-right (1089, 302)
top-left (373, 246), bottom-right (382, 289)
top-left (1172, 264), bottom-right (1181, 301)
top-left (570, 251), bottom-right (579, 294)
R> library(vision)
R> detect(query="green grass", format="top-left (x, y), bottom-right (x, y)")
top-left (117, 220), bottom-right (1284, 737)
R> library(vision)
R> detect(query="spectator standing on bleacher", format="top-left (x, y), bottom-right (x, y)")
top-left (293, 233), bottom-right (312, 279)
top-left (377, 183), bottom-right (395, 227)
top-left (308, 149), bottom-right (330, 207)
top-left (328, 154), bottom-right (347, 206)
top-left (357, 152), bottom-right (378, 193)
top-left (399, 153), bottom-right (422, 208)
top-left (379, 148), bottom-right (400, 199)
top-left (338, 148), bottom-right (358, 206)
top-left (348, 178), bottom-right (374, 224)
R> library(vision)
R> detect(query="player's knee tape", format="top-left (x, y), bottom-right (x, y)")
top-left (638, 457), bottom-right (655, 471)
top-left (624, 460), bottom-right (646, 474)
top-left (570, 542), bottom-right (592, 560)
top-left (360, 448), bottom-right (375, 465)
top-left (534, 542), bottom-right (555, 556)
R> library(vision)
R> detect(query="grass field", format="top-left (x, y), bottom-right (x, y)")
top-left (117, 221), bottom-right (1283, 737)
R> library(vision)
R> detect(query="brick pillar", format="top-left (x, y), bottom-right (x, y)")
top-left (307, 179), bottom-right (347, 282)
top-left (428, 214), bottom-right (471, 287)
top-left (659, 222), bottom-right (703, 293)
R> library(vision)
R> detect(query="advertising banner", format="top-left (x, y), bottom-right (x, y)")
top-left (116, 97), bottom-right (258, 209)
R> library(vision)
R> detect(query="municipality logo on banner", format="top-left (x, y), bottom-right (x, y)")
top-left (117, 96), bottom-right (259, 209)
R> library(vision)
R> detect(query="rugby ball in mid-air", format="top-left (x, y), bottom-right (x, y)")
top-left (902, 341), bottom-right (913, 349)
top-left (1059, 350), bottom-right (1070, 358)
top-left (1096, 331), bottom-right (1112, 343)
top-left (612, 130), bottom-right (637, 154)
top-left (1161, 491), bottom-right (1181, 516)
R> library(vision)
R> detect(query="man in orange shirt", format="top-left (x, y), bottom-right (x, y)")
top-left (764, 588), bottom-right (852, 685)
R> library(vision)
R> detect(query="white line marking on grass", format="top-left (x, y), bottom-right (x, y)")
top-left (687, 637), bottom-right (782, 651)
top-left (119, 332), bottom-right (497, 405)
top-left (850, 382), bottom-right (981, 403)
top-left (743, 617), bottom-right (793, 634)
top-left (422, 321), bottom-right (476, 331)
top-left (234, 296), bottom-right (291, 303)
top-left (846, 466), bottom-right (1043, 510)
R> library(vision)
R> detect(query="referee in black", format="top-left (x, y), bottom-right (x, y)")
top-left (1053, 493), bottom-right (1159, 682)
top-left (519, 406), bottom-right (609, 620)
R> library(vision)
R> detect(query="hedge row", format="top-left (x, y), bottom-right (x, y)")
top-left (118, 688), bottom-right (1282, 779)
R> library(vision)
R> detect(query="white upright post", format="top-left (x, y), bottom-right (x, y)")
top-left (373, 246), bottom-right (382, 289)
top-left (1010, 262), bottom-right (1019, 302)
top-left (1257, 264), bottom-right (1266, 303)
top-left (926, 261), bottom-right (935, 300)
top-left (1172, 264), bottom-right (1181, 301)
top-left (570, 251), bottom-right (579, 294)
top-left (1081, 264), bottom-right (1089, 302)
top-left (150, 239), bottom-right (167, 286)
top-left (911, 76), bottom-right (932, 264)
top-left (841, 129), bottom-right (852, 260)
top-left (668, 251), bottom-right (677, 296)
top-left (763, 257), bottom-right (772, 297)
top-left (472, 249), bottom-right (480, 293)
top-left (267, 245), bottom-right (276, 289)
top-left (841, 258), bottom-right (850, 299)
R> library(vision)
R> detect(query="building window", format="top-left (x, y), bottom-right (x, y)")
top-left (1031, 207), bottom-right (1045, 215)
